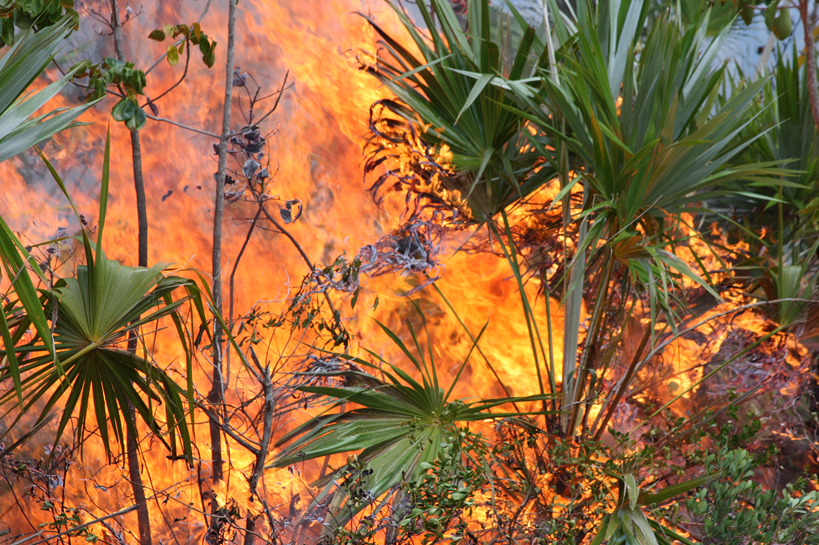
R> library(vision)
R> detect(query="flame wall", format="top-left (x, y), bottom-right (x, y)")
top-left (0, 0), bottom-right (812, 540)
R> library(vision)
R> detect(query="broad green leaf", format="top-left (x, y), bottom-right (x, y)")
top-left (166, 43), bottom-right (179, 66)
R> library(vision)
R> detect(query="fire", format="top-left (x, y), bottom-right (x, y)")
top-left (0, 0), bottom-right (814, 541)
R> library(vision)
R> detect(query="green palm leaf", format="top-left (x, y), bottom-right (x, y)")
top-left (0, 13), bottom-right (100, 163)
top-left (268, 318), bottom-right (553, 529)
top-left (0, 251), bottom-right (195, 459)
top-left (362, 0), bottom-right (557, 221)
top-left (0, 132), bottom-right (195, 461)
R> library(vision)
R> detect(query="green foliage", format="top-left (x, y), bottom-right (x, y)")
top-left (72, 22), bottom-right (216, 132)
top-left (592, 472), bottom-right (717, 545)
top-left (269, 314), bottom-right (552, 529)
top-left (721, 48), bottom-right (819, 332)
top-left (0, 132), bottom-right (196, 461)
top-left (740, 46), bottom-right (819, 213)
top-left (683, 448), bottom-right (819, 543)
top-left (74, 57), bottom-right (148, 130)
top-left (362, 0), bottom-right (557, 221)
top-left (0, 0), bottom-right (76, 48)
top-left (532, 11), bottom-right (780, 220)
top-left (0, 13), bottom-right (98, 162)
top-left (396, 430), bottom-right (487, 543)
top-left (696, 0), bottom-right (797, 41)
top-left (327, 426), bottom-right (488, 545)
top-left (147, 22), bottom-right (217, 68)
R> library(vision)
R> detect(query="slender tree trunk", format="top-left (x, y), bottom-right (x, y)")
top-left (209, 0), bottom-right (239, 485)
top-left (243, 516), bottom-right (260, 545)
top-left (801, 0), bottom-right (819, 132)
top-left (124, 404), bottom-right (151, 545)
top-left (110, 3), bottom-right (152, 544)
top-left (131, 132), bottom-right (148, 265)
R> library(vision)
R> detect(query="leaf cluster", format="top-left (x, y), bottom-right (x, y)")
top-left (74, 57), bottom-right (148, 129)
top-left (0, 0), bottom-right (76, 48)
top-left (682, 448), bottom-right (819, 544)
top-left (147, 22), bottom-right (217, 68)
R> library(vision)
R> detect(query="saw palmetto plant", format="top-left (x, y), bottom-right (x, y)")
top-left (494, 0), bottom-right (797, 435)
top-left (361, 0), bottom-right (558, 222)
top-left (268, 0), bottom-right (818, 540)
top-left (0, 134), bottom-right (197, 461)
top-left (717, 47), bottom-right (819, 341)
top-left (270, 312), bottom-right (553, 530)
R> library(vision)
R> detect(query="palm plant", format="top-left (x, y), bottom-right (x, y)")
top-left (0, 136), bottom-right (196, 460)
top-left (361, 0), bottom-right (557, 221)
top-left (269, 315), bottom-right (552, 530)
top-left (270, 0), bottom-right (803, 540)
top-left (474, 0), bottom-right (796, 433)
top-left (723, 47), bottom-right (819, 334)
top-left (0, 13), bottom-right (99, 163)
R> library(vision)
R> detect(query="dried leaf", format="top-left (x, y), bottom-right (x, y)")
top-left (243, 159), bottom-right (260, 178)
top-left (146, 97), bottom-right (159, 116)
top-left (280, 199), bottom-right (303, 224)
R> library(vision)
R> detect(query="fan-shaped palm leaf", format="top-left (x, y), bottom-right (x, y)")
top-left (362, 0), bottom-right (557, 221)
top-left (0, 133), bottom-right (195, 461)
top-left (268, 317), bottom-right (553, 529)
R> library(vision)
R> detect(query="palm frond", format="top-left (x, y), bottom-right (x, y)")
top-left (0, 13), bottom-right (100, 163)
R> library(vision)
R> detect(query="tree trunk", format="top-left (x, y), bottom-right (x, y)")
top-left (131, 130), bottom-right (148, 265)
top-left (110, 3), bottom-right (152, 543)
top-left (801, 0), bottom-right (819, 132)
top-left (209, 0), bottom-right (239, 484)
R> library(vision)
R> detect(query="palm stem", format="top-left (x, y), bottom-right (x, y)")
top-left (568, 251), bottom-right (614, 433)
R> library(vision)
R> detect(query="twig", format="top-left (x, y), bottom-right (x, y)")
top-left (141, 31), bottom-right (192, 107)
top-left (226, 208), bottom-right (262, 389)
top-left (255, 72), bottom-right (291, 126)
top-left (256, 199), bottom-right (339, 317)
top-left (10, 505), bottom-right (137, 545)
top-left (144, 113), bottom-right (219, 137)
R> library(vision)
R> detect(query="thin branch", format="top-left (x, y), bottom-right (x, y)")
top-left (145, 113), bottom-right (219, 137)
top-left (226, 208), bottom-right (262, 389)
top-left (256, 198), bottom-right (339, 317)
top-left (255, 71), bottom-right (291, 126)
top-left (140, 34), bottom-right (192, 108)
top-left (199, 404), bottom-right (261, 455)
top-left (10, 505), bottom-right (138, 545)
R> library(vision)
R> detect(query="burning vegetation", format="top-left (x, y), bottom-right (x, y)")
top-left (0, 0), bottom-right (819, 544)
